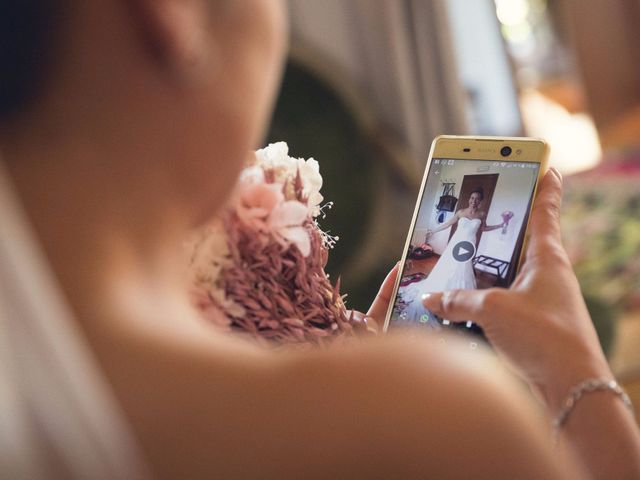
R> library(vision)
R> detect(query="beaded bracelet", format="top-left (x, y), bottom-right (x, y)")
top-left (553, 378), bottom-right (634, 431)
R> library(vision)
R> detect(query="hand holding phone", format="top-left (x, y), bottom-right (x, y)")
top-left (384, 136), bottom-right (548, 337)
top-left (378, 144), bottom-right (640, 480)
top-left (419, 168), bottom-right (612, 410)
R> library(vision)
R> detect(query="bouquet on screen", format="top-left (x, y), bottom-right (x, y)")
top-left (501, 210), bottom-right (514, 234)
top-left (188, 142), bottom-right (368, 347)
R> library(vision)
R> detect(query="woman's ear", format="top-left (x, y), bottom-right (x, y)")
top-left (126, 0), bottom-right (216, 79)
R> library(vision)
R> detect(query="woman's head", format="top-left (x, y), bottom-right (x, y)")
top-left (469, 187), bottom-right (484, 209)
top-left (1, 0), bottom-right (288, 228)
top-left (0, 0), bottom-right (62, 117)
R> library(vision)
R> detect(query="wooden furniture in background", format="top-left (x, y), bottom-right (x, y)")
top-left (557, 0), bottom-right (640, 136)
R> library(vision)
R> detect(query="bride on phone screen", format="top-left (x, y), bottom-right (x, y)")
top-left (400, 187), bottom-right (507, 322)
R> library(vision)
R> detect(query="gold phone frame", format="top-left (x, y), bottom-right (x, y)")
top-left (382, 135), bottom-right (550, 332)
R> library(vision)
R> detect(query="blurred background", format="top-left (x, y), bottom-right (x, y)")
top-left (267, 0), bottom-right (640, 412)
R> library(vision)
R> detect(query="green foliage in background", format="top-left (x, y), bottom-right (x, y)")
top-left (562, 176), bottom-right (640, 354)
top-left (563, 179), bottom-right (640, 309)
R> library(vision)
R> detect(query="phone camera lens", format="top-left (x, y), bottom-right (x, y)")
top-left (500, 146), bottom-right (512, 157)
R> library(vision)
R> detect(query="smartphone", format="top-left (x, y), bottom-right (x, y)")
top-left (383, 136), bottom-right (549, 339)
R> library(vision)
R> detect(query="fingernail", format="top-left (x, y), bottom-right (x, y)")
top-left (550, 167), bottom-right (563, 182)
top-left (421, 293), bottom-right (433, 307)
top-left (364, 315), bottom-right (380, 334)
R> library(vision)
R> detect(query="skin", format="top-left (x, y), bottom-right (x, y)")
top-left (423, 169), bottom-right (640, 480)
top-left (0, 1), bottom-right (637, 479)
top-left (426, 191), bottom-right (503, 242)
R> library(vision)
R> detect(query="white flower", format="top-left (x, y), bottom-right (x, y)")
top-left (255, 142), bottom-right (325, 217)
top-left (268, 200), bottom-right (311, 256)
top-left (239, 165), bottom-right (265, 185)
top-left (255, 142), bottom-right (296, 173)
top-left (297, 157), bottom-right (324, 216)
top-left (297, 157), bottom-right (321, 188)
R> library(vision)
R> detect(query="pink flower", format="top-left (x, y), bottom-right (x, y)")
top-left (189, 142), bottom-right (361, 348)
top-left (268, 200), bottom-right (311, 256)
top-left (500, 211), bottom-right (515, 234)
top-left (236, 183), bottom-right (284, 231)
top-left (501, 211), bottom-right (514, 224)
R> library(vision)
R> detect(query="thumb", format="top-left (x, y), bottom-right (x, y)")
top-left (526, 168), bottom-right (564, 259)
top-left (421, 288), bottom-right (508, 327)
top-left (366, 263), bottom-right (400, 323)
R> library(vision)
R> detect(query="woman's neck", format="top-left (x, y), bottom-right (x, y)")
top-left (2, 133), bottom-right (195, 334)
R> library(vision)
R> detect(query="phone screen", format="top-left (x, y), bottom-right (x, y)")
top-left (387, 156), bottom-right (541, 337)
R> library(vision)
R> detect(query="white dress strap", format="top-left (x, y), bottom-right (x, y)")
top-left (0, 158), bottom-right (150, 479)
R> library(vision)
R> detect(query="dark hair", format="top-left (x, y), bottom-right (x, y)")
top-left (470, 186), bottom-right (484, 201)
top-left (0, 1), bottom-right (61, 119)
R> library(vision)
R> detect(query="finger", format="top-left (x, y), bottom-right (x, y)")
top-left (366, 263), bottom-right (400, 322)
top-left (346, 309), bottom-right (375, 333)
top-left (346, 310), bottom-right (366, 324)
top-left (421, 288), bottom-right (508, 327)
top-left (526, 168), bottom-right (563, 257)
top-left (345, 310), bottom-right (379, 336)
top-left (364, 315), bottom-right (380, 334)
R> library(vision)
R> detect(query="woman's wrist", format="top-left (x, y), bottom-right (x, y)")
top-left (541, 356), bottom-right (613, 414)
top-left (552, 378), bottom-right (633, 430)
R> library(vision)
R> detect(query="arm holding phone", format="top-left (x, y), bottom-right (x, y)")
top-left (419, 169), bottom-right (640, 480)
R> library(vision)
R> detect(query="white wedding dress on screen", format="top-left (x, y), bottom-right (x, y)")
top-left (400, 217), bottom-right (480, 323)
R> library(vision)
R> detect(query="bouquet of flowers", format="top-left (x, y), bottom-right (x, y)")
top-left (188, 142), bottom-right (368, 347)
top-left (501, 211), bottom-right (514, 235)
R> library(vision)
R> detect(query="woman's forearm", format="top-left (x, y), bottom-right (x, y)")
top-left (483, 223), bottom-right (503, 232)
top-left (430, 218), bottom-right (457, 236)
top-left (549, 370), bottom-right (640, 480)
top-left (422, 170), bottom-right (640, 479)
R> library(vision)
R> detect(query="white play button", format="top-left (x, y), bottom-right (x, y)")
top-left (452, 241), bottom-right (475, 262)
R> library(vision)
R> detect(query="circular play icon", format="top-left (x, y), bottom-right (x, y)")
top-left (452, 241), bottom-right (476, 262)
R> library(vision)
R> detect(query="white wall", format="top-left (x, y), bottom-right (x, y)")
top-left (410, 161), bottom-right (539, 265)
top-left (286, 0), bottom-right (469, 164)
top-left (445, 0), bottom-right (522, 135)
top-left (476, 167), bottom-right (538, 263)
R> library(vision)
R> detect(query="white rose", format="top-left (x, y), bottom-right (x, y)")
top-left (256, 142), bottom-right (296, 172)
top-left (254, 142), bottom-right (325, 216)
top-left (297, 157), bottom-right (324, 215)
top-left (239, 165), bottom-right (265, 185)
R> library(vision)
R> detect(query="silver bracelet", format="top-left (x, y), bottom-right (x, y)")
top-left (553, 378), bottom-right (634, 431)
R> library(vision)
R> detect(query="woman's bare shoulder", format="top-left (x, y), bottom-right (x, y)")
top-left (104, 320), bottom-right (575, 479)
top-left (269, 334), bottom-right (573, 479)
